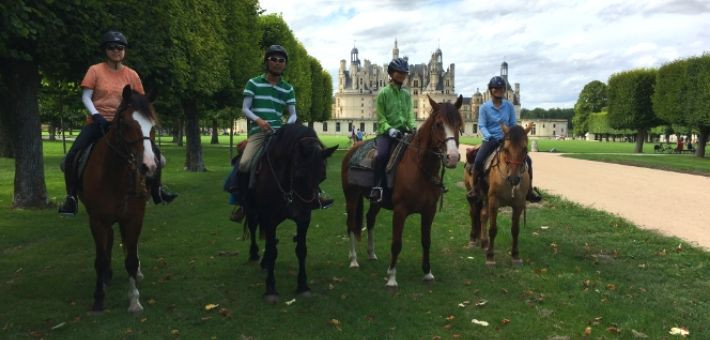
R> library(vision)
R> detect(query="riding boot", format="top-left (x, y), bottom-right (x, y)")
top-left (58, 157), bottom-right (79, 216)
top-left (230, 171), bottom-right (250, 222)
top-left (369, 158), bottom-right (386, 203)
top-left (148, 144), bottom-right (178, 204)
top-left (466, 169), bottom-right (484, 203)
top-left (524, 158), bottom-right (542, 203)
top-left (309, 189), bottom-right (335, 210)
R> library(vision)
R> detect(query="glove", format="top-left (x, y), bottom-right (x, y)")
top-left (388, 128), bottom-right (401, 138)
top-left (91, 113), bottom-right (108, 126)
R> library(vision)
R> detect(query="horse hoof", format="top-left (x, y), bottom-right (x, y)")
top-left (298, 290), bottom-right (313, 298)
top-left (466, 240), bottom-right (477, 249)
top-left (90, 303), bottom-right (104, 314)
top-left (485, 260), bottom-right (496, 267)
top-left (264, 294), bottom-right (279, 304)
top-left (128, 302), bottom-right (144, 314)
top-left (248, 256), bottom-right (260, 263)
top-left (512, 259), bottom-right (523, 267)
top-left (349, 260), bottom-right (360, 269)
top-left (368, 253), bottom-right (378, 261)
top-left (423, 273), bottom-right (435, 282)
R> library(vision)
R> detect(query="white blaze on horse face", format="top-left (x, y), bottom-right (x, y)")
top-left (132, 112), bottom-right (157, 175)
top-left (444, 124), bottom-right (460, 167)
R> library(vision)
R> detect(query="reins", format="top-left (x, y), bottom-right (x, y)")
top-left (265, 133), bottom-right (321, 206)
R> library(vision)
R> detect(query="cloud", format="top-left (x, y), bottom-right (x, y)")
top-left (259, 0), bottom-right (710, 109)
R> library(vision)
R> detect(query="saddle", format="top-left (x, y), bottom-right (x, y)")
top-left (346, 134), bottom-right (412, 189)
top-left (464, 145), bottom-right (501, 181)
top-left (60, 143), bottom-right (96, 193)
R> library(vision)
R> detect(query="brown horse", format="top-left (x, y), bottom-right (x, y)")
top-left (342, 95), bottom-right (463, 287)
top-left (464, 123), bottom-right (532, 266)
top-left (80, 85), bottom-right (158, 312)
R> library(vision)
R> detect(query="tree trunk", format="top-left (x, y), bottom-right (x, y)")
top-left (210, 118), bottom-right (219, 144)
top-left (173, 118), bottom-right (184, 146)
top-left (183, 99), bottom-right (205, 172)
top-left (634, 129), bottom-right (647, 153)
top-left (48, 123), bottom-right (57, 141)
top-left (0, 59), bottom-right (48, 208)
top-left (695, 126), bottom-right (708, 158)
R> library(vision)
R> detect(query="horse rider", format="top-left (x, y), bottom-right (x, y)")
top-left (369, 57), bottom-right (416, 203)
top-left (59, 30), bottom-right (177, 216)
top-left (468, 76), bottom-right (542, 203)
top-left (229, 44), bottom-right (334, 222)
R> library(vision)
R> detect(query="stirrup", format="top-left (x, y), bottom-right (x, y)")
top-left (369, 186), bottom-right (383, 203)
top-left (58, 196), bottom-right (78, 217)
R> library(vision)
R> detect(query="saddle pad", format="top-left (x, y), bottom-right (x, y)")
top-left (349, 139), bottom-right (377, 170)
top-left (386, 134), bottom-right (413, 172)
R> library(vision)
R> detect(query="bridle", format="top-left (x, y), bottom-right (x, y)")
top-left (265, 135), bottom-right (323, 206)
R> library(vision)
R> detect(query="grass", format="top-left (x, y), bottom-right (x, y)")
top-left (0, 139), bottom-right (708, 339)
top-left (563, 153), bottom-right (710, 176)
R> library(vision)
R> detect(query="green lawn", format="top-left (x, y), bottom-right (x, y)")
top-left (0, 140), bottom-right (708, 339)
top-left (563, 153), bottom-right (710, 176)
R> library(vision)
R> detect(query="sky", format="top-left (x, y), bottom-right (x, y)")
top-left (257, 0), bottom-right (709, 109)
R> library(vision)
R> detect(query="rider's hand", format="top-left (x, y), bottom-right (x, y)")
top-left (91, 113), bottom-right (108, 126)
top-left (388, 128), bottom-right (401, 138)
top-left (256, 118), bottom-right (272, 132)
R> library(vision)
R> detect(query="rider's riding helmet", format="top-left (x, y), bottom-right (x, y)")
top-left (387, 58), bottom-right (409, 75)
top-left (264, 45), bottom-right (288, 61)
top-left (101, 31), bottom-right (128, 48)
top-left (488, 76), bottom-right (506, 90)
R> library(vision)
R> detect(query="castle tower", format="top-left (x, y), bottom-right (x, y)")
top-left (500, 61), bottom-right (509, 84)
top-left (392, 39), bottom-right (399, 60)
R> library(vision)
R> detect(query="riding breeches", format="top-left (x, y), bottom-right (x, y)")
top-left (238, 131), bottom-right (268, 173)
top-left (373, 134), bottom-right (395, 187)
top-left (473, 138), bottom-right (534, 181)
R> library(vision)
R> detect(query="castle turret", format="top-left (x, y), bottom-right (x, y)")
top-left (392, 39), bottom-right (399, 59)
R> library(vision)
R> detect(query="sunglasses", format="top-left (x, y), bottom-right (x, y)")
top-left (106, 44), bottom-right (125, 51)
top-left (267, 56), bottom-right (286, 63)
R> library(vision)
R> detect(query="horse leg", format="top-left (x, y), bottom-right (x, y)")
top-left (485, 200), bottom-right (499, 266)
top-left (105, 228), bottom-right (114, 285)
top-left (468, 200), bottom-right (482, 248)
top-left (121, 219), bottom-right (144, 313)
top-left (346, 191), bottom-right (361, 268)
top-left (90, 219), bottom-right (110, 312)
top-left (421, 209), bottom-right (435, 282)
top-left (366, 203), bottom-right (380, 261)
top-left (262, 223), bottom-right (279, 303)
top-left (247, 213), bottom-right (260, 262)
top-left (479, 202), bottom-right (490, 250)
top-left (386, 208), bottom-right (406, 288)
top-left (511, 206), bottom-right (523, 267)
top-left (294, 216), bottom-right (311, 295)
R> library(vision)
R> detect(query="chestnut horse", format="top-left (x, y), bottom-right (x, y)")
top-left (464, 123), bottom-right (532, 266)
top-left (342, 95), bottom-right (463, 287)
top-left (80, 85), bottom-right (158, 312)
top-left (243, 124), bottom-right (337, 302)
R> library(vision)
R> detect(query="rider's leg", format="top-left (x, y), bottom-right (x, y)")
top-left (525, 155), bottom-right (542, 203)
top-left (467, 139), bottom-right (500, 202)
top-left (369, 134), bottom-right (392, 202)
top-left (59, 122), bottom-right (104, 216)
top-left (148, 141), bottom-right (177, 204)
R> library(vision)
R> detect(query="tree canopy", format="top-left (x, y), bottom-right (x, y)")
top-left (607, 69), bottom-right (660, 153)
top-left (572, 80), bottom-right (608, 136)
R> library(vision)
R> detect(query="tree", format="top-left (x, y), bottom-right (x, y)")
top-left (0, 1), bottom-right (107, 208)
top-left (321, 71), bottom-right (333, 122)
top-left (685, 55), bottom-right (710, 156)
top-left (572, 80), bottom-right (607, 136)
top-left (607, 69), bottom-right (661, 153)
top-left (308, 56), bottom-right (324, 126)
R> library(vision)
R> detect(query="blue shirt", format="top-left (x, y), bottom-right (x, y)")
top-left (478, 99), bottom-right (516, 141)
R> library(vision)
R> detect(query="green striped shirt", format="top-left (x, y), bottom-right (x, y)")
top-left (243, 74), bottom-right (296, 135)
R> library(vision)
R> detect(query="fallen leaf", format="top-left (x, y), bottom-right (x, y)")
top-left (51, 322), bottom-right (66, 330)
top-left (588, 316), bottom-right (602, 325)
top-left (606, 284), bottom-right (616, 291)
top-left (463, 280), bottom-right (472, 286)
top-left (607, 326), bottom-right (621, 334)
top-left (631, 329), bottom-right (648, 338)
top-left (148, 298), bottom-right (156, 305)
top-left (501, 318), bottom-right (511, 325)
top-left (475, 299), bottom-right (488, 307)
top-left (540, 226), bottom-right (549, 230)
top-left (219, 308), bottom-right (232, 318)
top-left (328, 283), bottom-right (335, 290)
top-left (285, 299), bottom-right (296, 306)
top-left (669, 327), bottom-right (689, 336)
top-left (675, 243), bottom-right (683, 252)
top-left (443, 324), bottom-right (453, 330)
top-left (445, 315), bottom-right (456, 321)
top-left (328, 319), bottom-right (342, 331)
top-left (204, 303), bottom-right (219, 311)
top-left (471, 319), bottom-right (489, 327)
top-left (582, 280), bottom-right (592, 288)
top-left (584, 326), bottom-right (592, 336)
top-left (170, 329), bottom-right (180, 336)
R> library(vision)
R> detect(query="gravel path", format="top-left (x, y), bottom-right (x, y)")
top-left (459, 145), bottom-right (710, 250)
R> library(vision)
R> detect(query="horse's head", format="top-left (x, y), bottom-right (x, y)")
top-left (113, 85), bottom-right (159, 177)
top-left (500, 122), bottom-right (532, 186)
top-left (426, 95), bottom-right (463, 168)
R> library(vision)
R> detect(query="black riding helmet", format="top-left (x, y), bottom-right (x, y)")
top-left (101, 31), bottom-right (128, 48)
top-left (387, 58), bottom-right (409, 75)
top-left (488, 76), bottom-right (506, 89)
top-left (264, 45), bottom-right (288, 61)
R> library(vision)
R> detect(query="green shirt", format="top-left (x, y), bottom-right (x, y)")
top-left (375, 84), bottom-right (415, 135)
top-left (243, 74), bottom-right (296, 135)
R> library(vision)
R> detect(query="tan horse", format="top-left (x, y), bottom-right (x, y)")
top-left (342, 95), bottom-right (463, 287)
top-left (464, 123), bottom-right (532, 266)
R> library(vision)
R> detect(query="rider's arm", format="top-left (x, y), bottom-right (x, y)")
top-left (82, 88), bottom-right (99, 116)
top-left (376, 92), bottom-right (392, 133)
top-left (286, 104), bottom-right (297, 124)
top-left (478, 105), bottom-right (491, 140)
top-left (241, 96), bottom-right (260, 122)
top-left (405, 91), bottom-right (416, 131)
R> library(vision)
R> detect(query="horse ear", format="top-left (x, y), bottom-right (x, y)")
top-left (500, 122), bottom-right (509, 134)
top-left (524, 122), bottom-right (534, 134)
top-left (455, 95), bottom-right (463, 109)
top-left (122, 85), bottom-right (132, 102)
top-left (146, 88), bottom-right (158, 103)
top-left (321, 145), bottom-right (337, 159)
top-left (427, 95), bottom-right (438, 110)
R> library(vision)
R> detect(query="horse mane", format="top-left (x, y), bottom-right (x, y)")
top-left (415, 101), bottom-right (463, 150)
top-left (115, 91), bottom-right (158, 124)
top-left (268, 124), bottom-right (321, 159)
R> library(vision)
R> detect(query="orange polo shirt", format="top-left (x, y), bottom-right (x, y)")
top-left (80, 62), bottom-right (144, 122)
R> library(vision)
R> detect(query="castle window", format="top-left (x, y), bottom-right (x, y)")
top-left (531, 126), bottom-right (536, 135)
top-left (336, 122), bottom-right (341, 132)
top-left (323, 122), bottom-right (328, 132)
top-left (373, 122), bottom-right (378, 131)
top-left (446, 80), bottom-right (449, 87)
top-left (413, 80), bottom-right (419, 87)
top-left (348, 122), bottom-right (353, 131)
top-left (413, 89), bottom-right (418, 95)
top-left (360, 122), bottom-right (365, 132)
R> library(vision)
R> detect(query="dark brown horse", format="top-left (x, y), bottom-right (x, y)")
top-left (244, 124), bottom-right (337, 302)
top-left (464, 123), bottom-right (532, 266)
top-left (342, 95), bottom-right (463, 287)
top-left (80, 85), bottom-right (158, 312)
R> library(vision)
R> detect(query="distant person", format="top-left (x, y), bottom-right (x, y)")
top-left (676, 137), bottom-right (684, 153)
top-left (468, 76), bottom-right (541, 203)
top-left (356, 128), bottom-right (363, 142)
top-left (59, 30), bottom-right (177, 216)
